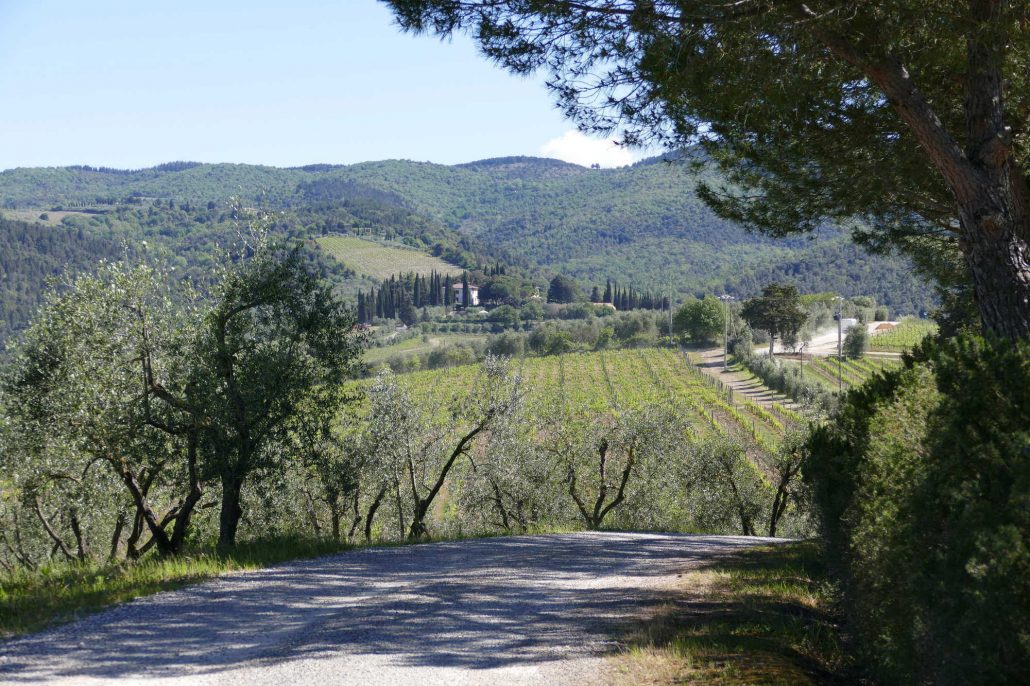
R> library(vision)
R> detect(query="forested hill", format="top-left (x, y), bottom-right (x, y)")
top-left (0, 156), bottom-right (933, 314)
top-left (0, 217), bottom-right (130, 343)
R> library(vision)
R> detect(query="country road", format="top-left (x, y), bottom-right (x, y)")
top-left (0, 533), bottom-right (781, 686)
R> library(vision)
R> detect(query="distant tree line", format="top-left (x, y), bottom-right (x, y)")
top-left (593, 278), bottom-right (669, 311)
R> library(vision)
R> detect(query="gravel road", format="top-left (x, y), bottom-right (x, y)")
top-left (0, 532), bottom-right (781, 686)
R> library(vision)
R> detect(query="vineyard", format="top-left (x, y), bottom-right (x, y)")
top-left (316, 234), bottom-right (460, 279)
top-left (381, 348), bottom-right (804, 455)
top-left (779, 355), bottom-right (902, 391)
top-left (869, 318), bottom-right (938, 351)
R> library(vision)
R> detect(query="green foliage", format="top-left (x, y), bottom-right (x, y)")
top-left (741, 284), bottom-right (807, 355)
top-left (0, 217), bottom-right (129, 345)
top-left (0, 157), bottom-right (936, 351)
top-left (546, 274), bottom-right (580, 303)
top-left (806, 335), bottom-right (1030, 685)
top-left (196, 239), bottom-right (363, 548)
top-left (672, 295), bottom-right (725, 344)
top-left (382, 0), bottom-right (1030, 337)
top-left (0, 229), bottom-right (365, 563)
top-left (842, 325), bottom-right (868, 359)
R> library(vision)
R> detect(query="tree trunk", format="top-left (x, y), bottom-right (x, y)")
top-left (109, 510), bottom-right (126, 561)
top-left (365, 485), bottom-right (387, 543)
top-left (303, 488), bottom-right (322, 537)
top-left (329, 495), bottom-right (341, 543)
top-left (958, 207), bottom-right (1030, 338)
top-left (218, 474), bottom-right (245, 551)
top-left (957, 0), bottom-right (1030, 338)
top-left (169, 429), bottom-right (203, 554)
top-left (348, 490), bottom-right (362, 542)
top-left (395, 480), bottom-right (406, 540)
top-left (69, 509), bottom-right (89, 562)
top-left (769, 490), bottom-right (787, 538)
top-left (119, 469), bottom-right (174, 557)
top-left (31, 497), bottom-right (75, 562)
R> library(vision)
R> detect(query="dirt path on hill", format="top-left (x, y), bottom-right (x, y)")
top-left (691, 348), bottom-right (798, 410)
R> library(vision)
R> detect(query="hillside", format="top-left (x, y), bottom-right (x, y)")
top-left (0, 217), bottom-right (131, 343)
top-left (316, 235), bottom-right (461, 279)
top-left (0, 156), bottom-right (935, 333)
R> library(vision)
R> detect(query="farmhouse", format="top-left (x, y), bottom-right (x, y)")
top-left (444, 282), bottom-right (479, 307)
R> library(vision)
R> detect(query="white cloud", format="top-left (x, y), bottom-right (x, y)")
top-left (538, 130), bottom-right (638, 168)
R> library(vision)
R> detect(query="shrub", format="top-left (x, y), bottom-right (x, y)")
top-left (843, 324), bottom-right (868, 359)
top-left (740, 354), bottom-right (838, 414)
top-left (806, 335), bottom-right (1030, 685)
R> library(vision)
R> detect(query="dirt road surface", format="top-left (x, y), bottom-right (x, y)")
top-left (0, 533), bottom-right (782, 686)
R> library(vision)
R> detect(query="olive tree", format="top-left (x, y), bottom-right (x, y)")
top-left (362, 356), bottom-right (524, 540)
top-left (544, 401), bottom-right (688, 530)
top-left (2, 263), bottom-right (203, 560)
top-left (192, 241), bottom-right (363, 550)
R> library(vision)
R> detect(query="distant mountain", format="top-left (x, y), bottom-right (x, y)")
top-left (0, 156), bottom-right (934, 322)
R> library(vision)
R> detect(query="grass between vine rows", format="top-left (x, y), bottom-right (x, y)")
top-left (609, 542), bottom-right (851, 686)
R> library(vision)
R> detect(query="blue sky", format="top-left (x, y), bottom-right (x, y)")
top-left (0, 0), bottom-right (643, 170)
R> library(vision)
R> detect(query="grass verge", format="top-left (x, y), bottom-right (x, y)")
top-left (608, 541), bottom-right (851, 685)
top-left (0, 536), bottom-right (349, 639)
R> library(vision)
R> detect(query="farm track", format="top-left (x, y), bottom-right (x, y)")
top-left (0, 533), bottom-right (783, 686)
top-left (691, 349), bottom-right (799, 412)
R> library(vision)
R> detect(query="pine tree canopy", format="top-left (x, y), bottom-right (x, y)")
top-left (383, 0), bottom-right (1030, 338)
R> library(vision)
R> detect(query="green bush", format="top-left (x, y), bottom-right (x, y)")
top-left (843, 324), bottom-right (868, 359)
top-left (807, 335), bottom-right (1030, 685)
top-left (740, 354), bottom-right (838, 414)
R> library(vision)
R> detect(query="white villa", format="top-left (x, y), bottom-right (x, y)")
top-left (445, 282), bottom-right (480, 307)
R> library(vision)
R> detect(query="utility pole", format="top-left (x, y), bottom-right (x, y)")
top-left (834, 296), bottom-right (844, 392)
top-left (719, 294), bottom-right (735, 370)
top-left (667, 286), bottom-right (674, 346)
top-left (799, 341), bottom-right (807, 381)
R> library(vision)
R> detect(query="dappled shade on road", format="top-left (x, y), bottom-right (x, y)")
top-left (0, 533), bottom-right (781, 685)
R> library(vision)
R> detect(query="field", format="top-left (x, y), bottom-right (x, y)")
top-left (364, 333), bottom-right (488, 364)
top-left (384, 348), bottom-right (802, 456)
top-left (316, 234), bottom-right (460, 279)
top-left (0, 208), bottom-right (100, 226)
top-left (869, 318), bottom-right (938, 351)
top-left (779, 355), bottom-right (902, 391)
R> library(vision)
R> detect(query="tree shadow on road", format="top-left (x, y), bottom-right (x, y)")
top-left (0, 533), bottom-right (775, 683)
